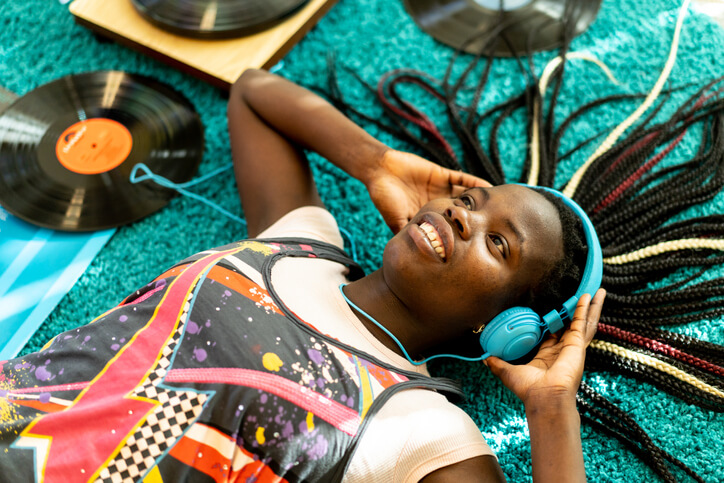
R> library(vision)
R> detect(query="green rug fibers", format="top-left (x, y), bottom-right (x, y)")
top-left (2, 0), bottom-right (723, 480)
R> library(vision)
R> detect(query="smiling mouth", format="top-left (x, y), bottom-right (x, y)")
top-left (419, 221), bottom-right (446, 260)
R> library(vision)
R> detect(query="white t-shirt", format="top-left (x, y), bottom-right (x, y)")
top-left (257, 206), bottom-right (494, 482)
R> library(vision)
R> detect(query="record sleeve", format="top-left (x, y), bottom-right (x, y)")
top-left (0, 206), bottom-right (115, 359)
top-left (0, 71), bottom-right (204, 231)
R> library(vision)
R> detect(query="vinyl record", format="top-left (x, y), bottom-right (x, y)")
top-left (131, 0), bottom-right (310, 39)
top-left (0, 71), bottom-right (204, 231)
top-left (403, 0), bottom-right (601, 56)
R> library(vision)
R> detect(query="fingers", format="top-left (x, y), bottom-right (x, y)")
top-left (483, 356), bottom-right (510, 381)
top-left (570, 289), bottom-right (606, 345)
top-left (444, 169), bottom-right (492, 190)
top-left (586, 288), bottom-right (606, 341)
top-left (387, 217), bottom-right (408, 235)
top-left (450, 185), bottom-right (469, 197)
top-left (447, 170), bottom-right (492, 199)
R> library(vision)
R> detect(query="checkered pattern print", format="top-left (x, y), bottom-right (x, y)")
top-left (97, 390), bottom-right (206, 483)
top-left (97, 290), bottom-right (208, 482)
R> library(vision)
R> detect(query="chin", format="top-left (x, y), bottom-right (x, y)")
top-left (381, 230), bottom-right (411, 272)
top-left (380, 240), bottom-right (410, 289)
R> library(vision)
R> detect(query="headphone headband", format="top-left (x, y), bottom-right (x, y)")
top-left (527, 185), bottom-right (603, 332)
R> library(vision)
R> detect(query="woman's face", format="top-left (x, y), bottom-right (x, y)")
top-left (382, 184), bottom-right (564, 336)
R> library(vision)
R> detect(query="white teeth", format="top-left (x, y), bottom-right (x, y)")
top-left (420, 222), bottom-right (445, 260)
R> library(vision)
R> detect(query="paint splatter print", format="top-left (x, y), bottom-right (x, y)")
top-left (0, 239), bottom-right (460, 482)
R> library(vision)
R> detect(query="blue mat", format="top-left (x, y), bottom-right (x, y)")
top-left (1, 0), bottom-right (722, 481)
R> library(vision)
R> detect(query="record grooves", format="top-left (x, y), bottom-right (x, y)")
top-left (131, 0), bottom-right (310, 39)
top-left (0, 71), bottom-right (204, 231)
top-left (403, 0), bottom-right (602, 56)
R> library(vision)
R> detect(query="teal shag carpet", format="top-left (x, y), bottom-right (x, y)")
top-left (2, 0), bottom-right (723, 481)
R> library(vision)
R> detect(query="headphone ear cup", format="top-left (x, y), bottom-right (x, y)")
top-left (479, 307), bottom-right (544, 362)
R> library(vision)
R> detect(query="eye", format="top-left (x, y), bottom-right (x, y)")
top-left (489, 234), bottom-right (506, 257)
top-left (461, 194), bottom-right (474, 210)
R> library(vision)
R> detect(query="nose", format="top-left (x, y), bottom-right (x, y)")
top-left (444, 204), bottom-right (473, 240)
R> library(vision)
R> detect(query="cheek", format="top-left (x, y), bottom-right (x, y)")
top-left (450, 253), bottom-right (510, 318)
top-left (454, 242), bottom-right (494, 287)
top-left (382, 234), bottom-right (511, 321)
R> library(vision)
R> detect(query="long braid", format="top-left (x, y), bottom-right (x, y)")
top-left (584, 114), bottom-right (723, 230)
top-left (578, 382), bottom-right (705, 483)
top-left (320, 5), bottom-right (724, 479)
top-left (635, 326), bottom-right (724, 367)
top-left (578, 415), bottom-right (681, 483)
top-left (597, 324), bottom-right (724, 377)
top-left (576, 97), bottom-right (724, 214)
top-left (586, 342), bottom-right (724, 411)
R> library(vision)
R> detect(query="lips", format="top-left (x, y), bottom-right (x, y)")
top-left (419, 221), bottom-right (445, 259)
top-left (411, 214), bottom-right (454, 262)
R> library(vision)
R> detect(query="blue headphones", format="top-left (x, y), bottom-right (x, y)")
top-left (339, 185), bottom-right (603, 365)
top-left (478, 185), bottom-right (603, 362)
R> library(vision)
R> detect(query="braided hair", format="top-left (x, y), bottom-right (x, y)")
top-left (322, 9), bottom-right (724, 480)
top-left (527, 187), bottom-right (587, 316)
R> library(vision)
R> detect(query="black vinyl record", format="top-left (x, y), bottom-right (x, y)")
top-left (0, 71), bottom-right (204, 231)
top-left (131, 0), bottom-right (310, 39)
top-left (403, 0), bottom-right (601, 56)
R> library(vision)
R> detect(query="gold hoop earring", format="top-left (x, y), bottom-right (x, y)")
top-left (473, 325), bottom-right (484, 334)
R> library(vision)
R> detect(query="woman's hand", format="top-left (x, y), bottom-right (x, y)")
top-left (229, 69), bottom-right (489, 236)
top-left (486, 289), bottom-right (606, 406)
top-left (365, 149), bottom-right (491, 233)
top-left (486, 289), bottom-right (605, 483)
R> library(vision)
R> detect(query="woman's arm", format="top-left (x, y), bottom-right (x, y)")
top-left (227, 68), bottom-right (489, 236)
top-left (422, 290), bottom-right (605, 483)
top-left (487, 289), bottom-right (606, 482)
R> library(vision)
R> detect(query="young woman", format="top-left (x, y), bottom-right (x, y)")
top-left (0, 68), bottom-right (604, 483)
top-left (228, 68), bottom-right (605, 482)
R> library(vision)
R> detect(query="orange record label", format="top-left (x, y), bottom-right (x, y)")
top-left (55, 118), bottom-right (133, 174)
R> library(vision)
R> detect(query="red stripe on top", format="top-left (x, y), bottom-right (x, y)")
top-left (596, 92), bottom-right (717, 214)
top-left (23, 246), bottom-right (244, 483)
top-left (377, 74), bottom-right (458, 161)
top-left (6, 381), bottom-right (89, 395)
top-left (166, 367), bottom-right (361, 436)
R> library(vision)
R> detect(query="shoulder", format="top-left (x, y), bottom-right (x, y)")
top-left (345, 388), bottom-right (496, 483)
top-left (256, 206), bottom-right (345, 248)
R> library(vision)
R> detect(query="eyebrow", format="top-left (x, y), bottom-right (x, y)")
top-left (475, 188), bottom-right (526, 254)
top-left (505, 219), bottom-right (525, 252)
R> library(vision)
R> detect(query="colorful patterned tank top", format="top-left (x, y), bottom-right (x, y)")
top-left (0, 238), bottom-right (462, 482)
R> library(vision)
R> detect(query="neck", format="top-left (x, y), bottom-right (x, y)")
top-left (342, 271), bottom-right (491, 365)
top-left (342, 270), bottom-right (426, 361)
